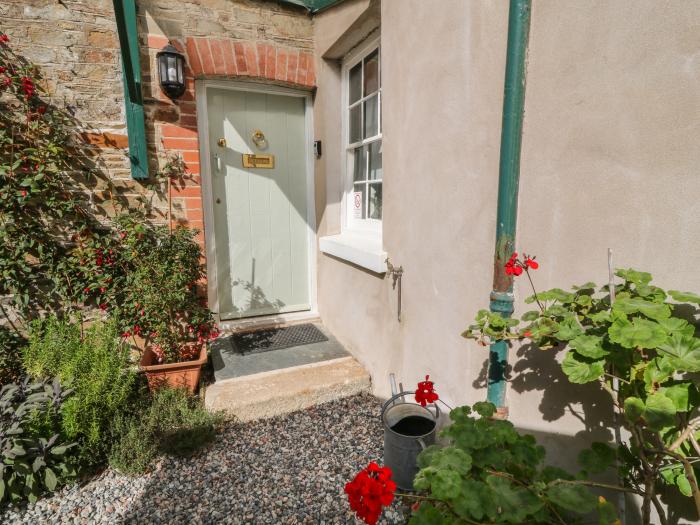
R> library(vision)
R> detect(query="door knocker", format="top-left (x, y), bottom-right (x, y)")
top-left (252, 129), bottom-right (267, 149)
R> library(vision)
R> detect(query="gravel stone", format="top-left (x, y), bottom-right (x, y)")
top-left (1, 393), bottom-right (409, 524)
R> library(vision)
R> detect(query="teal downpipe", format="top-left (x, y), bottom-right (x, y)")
top-left (486, 0), bottom-right (532, 416)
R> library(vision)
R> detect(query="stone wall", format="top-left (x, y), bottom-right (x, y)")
top-left (0, 0), bottom-right (315, 248)
top-left (0, 0), bottom-right (149, 219)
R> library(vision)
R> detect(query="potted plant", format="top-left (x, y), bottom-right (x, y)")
top-left (106, 217), bottom-right (218, 392)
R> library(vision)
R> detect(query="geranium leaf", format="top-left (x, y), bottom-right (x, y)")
top-left (486, 476), bottom-right (544, 522)
top-left (624, 397), bottom-right (645, 424)
top-left (658, 382), bottom-right (692, 412)
top-left (555, 317), bottom-right (584, 341)
top-left (430, 448), bottom-right (472, 475)
top-left (643, 358), bottom-right (675, 387)
top-left (668, 290), bottom-right (700, 305)
top-left (658, 334), bottom-right (700, 372)
top-left (676, 473), bottom-right (692, 497)
top-left (644, 392), bottom-right (677, 430)
top-left (570, 335), bottom-right (608, 359)
top-left (615, 268), bottom-right (652, 286)
top-left (657, 317), bottom-right (695, 337)
top-left (608, 317), bottom-right (667, 349)
top-left (561, 352), bottom-right (605, 384)
top-left (578, 442), bottom-right (616, 474)
top-left (546, 482), bottom-right (598, 514)
top-left (612, 297), bottom-right (671, 320)
top-left (431, 469), bottom-right (461, 500)
top-left (473, 402), bottom-right (495, 418)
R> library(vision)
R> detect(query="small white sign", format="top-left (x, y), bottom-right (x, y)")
top-left (352, 192), bottom-right (363, 219)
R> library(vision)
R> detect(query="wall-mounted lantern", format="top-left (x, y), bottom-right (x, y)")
top-left (156, 43), bottom-right (186, 99)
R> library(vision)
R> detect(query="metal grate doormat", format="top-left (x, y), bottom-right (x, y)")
top-left (227, 323), bottom-right (328, 355)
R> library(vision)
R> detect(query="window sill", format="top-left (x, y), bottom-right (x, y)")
top-left (319, 232), bottom-right (387, 274)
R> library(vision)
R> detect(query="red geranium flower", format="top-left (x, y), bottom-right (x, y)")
top-left (345, 462), bottom-right (396, 525)
top-left (505, 252), bottom-right (538, 276)
top-left (0, 34), bottom-right (9, 44)
top-left (415, 375), bottom-right (439, 407)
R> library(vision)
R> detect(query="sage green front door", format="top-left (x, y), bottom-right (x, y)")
top-left (207, 88), bottom-right (310, 319)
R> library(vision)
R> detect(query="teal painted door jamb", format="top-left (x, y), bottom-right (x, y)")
top-left (113, 0), bottom-right (149, 180)
top-left (486, 0), bottom-right (532, 417)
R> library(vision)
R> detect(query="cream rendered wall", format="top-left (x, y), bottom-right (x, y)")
top-left (511, 0), bottom-right (700, 441)
top-left (315, 0), bottom-right (699, 443)
top-left (314, 0), bottom-right (509, 407)
top-left (313, 1), bottom-right (699, 521)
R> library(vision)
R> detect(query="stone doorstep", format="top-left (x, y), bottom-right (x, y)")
top-left (203, 356), bottom-right (371, 422)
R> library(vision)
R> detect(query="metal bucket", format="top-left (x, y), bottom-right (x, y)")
top-left (382, 392), bottom-right (439, 491)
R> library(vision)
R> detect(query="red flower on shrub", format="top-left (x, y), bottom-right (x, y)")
top-left (0, 34), bottom-right (9, 44)
top-left (19, 77), bottom-right (35, 99)
top-left (345, 462), bottom-right (396, 525)
top-left (415, 375), bottom-right (439, 407)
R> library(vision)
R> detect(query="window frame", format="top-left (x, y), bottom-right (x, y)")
top-left (340, 35), bottom-right (382, 236)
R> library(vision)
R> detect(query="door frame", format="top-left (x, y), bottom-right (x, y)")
top-left (195, 80), bottom-right (318, 325)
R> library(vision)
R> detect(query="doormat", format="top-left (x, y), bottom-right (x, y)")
top-left (227, 323), bottom-right (328, 355)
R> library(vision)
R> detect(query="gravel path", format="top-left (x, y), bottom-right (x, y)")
top-left (1, 393), bottom-right (409, 524)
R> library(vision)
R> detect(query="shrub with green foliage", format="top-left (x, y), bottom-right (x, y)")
top-left (22, 317), bottom-right (136, 469)
top-left (410, 402), bottom-right (618, 525)
top-left (1, 378), bottom-right (76, 505)
top-left (465, 262), bottom-right (700, 524)
top-left (0, 326), bottom-right (25, 385)
top-left (108, 387), bottom-right (224, 475)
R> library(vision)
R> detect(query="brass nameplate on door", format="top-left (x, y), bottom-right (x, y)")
top-left (242, 154), bottom-right (275, 169)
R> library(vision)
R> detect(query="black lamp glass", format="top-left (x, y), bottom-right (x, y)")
top-left (156, 44), bottom-right (186, 99)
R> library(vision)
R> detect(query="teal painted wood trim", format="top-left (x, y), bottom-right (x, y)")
top-left (277, 0), bottom-right (345, 13)
top-left (113, 0), bottom-right (149, 180)
top-left (487, 0), bottom-right (532, 411)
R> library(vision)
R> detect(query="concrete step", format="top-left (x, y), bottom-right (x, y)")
top-left (204, 356), bottom-right (371, 422)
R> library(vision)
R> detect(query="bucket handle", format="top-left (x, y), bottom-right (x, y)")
top-left (381, 391), bottom-right (441, 421)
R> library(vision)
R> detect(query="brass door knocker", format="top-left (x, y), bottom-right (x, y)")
top-left (252, 129), bottom-right (267, 149)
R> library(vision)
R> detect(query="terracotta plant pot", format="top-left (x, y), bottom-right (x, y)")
top-left (139, 343), bottom-right (207, 393)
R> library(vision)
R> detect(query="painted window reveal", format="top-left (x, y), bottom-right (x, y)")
top-left (346, 44), bottom-right (382, 227)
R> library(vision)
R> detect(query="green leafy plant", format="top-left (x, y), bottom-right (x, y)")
top-left (0, 33), bottom-right (212, 369)
top-left (464, 254), bottom-right (700, 524)
top-left (344, 401), bottom-right (617, 525)
top-left (0, 326), bottom-right (25, 384)
top-left (1, 378), bottom-right (77, 505)
top-left (409, 401), bottom-right (617, 525)
top-left (22, 317), bottom-right (136, 469)
top-left (0, 32), bottom-right (113, 324)
top-left (61, 213), bottom-right (217, 364)
top-left (108, 387), bottom-right (224, 475)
